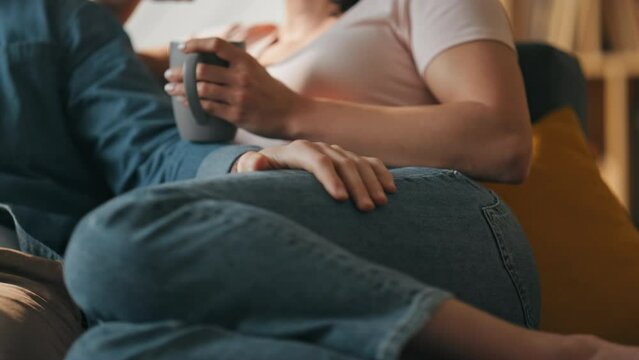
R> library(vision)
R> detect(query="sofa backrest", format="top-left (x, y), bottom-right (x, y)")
top-left (516, 43), bottom-right (588, 133)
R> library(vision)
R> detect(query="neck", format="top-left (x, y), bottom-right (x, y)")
top-left (280, 0), bottom-right (339, 42)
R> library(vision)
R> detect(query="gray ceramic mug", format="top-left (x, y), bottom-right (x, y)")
top-left (169, 41), bottom-right (244, 142)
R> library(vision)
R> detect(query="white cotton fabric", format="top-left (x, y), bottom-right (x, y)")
top-left (207, 0), bottom-right (515, 147)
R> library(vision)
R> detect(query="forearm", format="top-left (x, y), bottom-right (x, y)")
top-left (287, 98), bottom-right (532, 183)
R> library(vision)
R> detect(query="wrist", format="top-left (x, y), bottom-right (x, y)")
top-left (283, 95), bottom-right (316, 139)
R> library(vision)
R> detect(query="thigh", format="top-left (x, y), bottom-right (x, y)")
top-left (0, 249), bottom-right (84, 360)
top-left (180, 167), bottom-right (540, 327)
top-left (65, 198), bottom-right (451, 360)
top-left (67, 322), bottom-right (363, 360)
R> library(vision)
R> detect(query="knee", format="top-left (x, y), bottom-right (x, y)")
top-left (63, 189), bottom-right (181, 321)
top-left (63, 188), bottom-right (267, 322)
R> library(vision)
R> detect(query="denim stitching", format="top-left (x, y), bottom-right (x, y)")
top-left (448, 170), bottom-right (491, 192)
top-left (441, 172), bottom-right (537, 326)
top-left (481, 199), bottom-right (536, 328)
top-left (395, 169), bottom-right (459, 181)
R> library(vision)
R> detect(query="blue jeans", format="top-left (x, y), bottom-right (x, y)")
top-left (63, 168), bottom-right (540, 360)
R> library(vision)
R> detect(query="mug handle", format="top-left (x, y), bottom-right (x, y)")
top-left (184, 53), bottom-right (217, 125)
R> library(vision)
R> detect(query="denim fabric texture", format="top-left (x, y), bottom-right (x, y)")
top-left (0, 0), bottom-right (258, 258)
top-left (64, 168), bottom-right (540, 360)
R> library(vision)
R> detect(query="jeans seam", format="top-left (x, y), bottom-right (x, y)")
top-left (395, 169), bottom-right (459, 181)
top-left (481, 197), bottom-right (536, 328)
top-left (449, 170), bottom-right (489, 192)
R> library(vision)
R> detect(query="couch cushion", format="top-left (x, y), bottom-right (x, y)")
top-left (485, 108), bottom-right (639, 345)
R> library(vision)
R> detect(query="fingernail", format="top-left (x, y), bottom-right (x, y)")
top-left (177, 42), bottom-right (186, 51)
top-left (164, 69), bottom-right (173, 79)
top-left (361, 201), bottom-right (375, 212)
top-left (164, 83), bottom-right (175, 92)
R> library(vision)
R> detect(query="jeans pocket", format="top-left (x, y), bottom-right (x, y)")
top-left (482, 197), bottom-right (541, 328)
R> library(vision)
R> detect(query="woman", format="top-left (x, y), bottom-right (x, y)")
top-left (157, 0), bottom-right (532, 212)
top-left (66, 1), bottom-right (639, 359)
top-left (129, 0), bottom-right (531, 211)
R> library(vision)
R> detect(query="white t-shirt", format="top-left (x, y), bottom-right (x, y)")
top-left (203, 0), bottom-right (515, 147)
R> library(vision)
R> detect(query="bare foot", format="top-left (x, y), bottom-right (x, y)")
top-left (561, 335), bottom-right (639, 360)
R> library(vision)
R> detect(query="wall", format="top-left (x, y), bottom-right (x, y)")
top-left (125, 0), bottom-right (284, 48)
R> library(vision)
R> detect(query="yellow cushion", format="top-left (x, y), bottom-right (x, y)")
top-left (485, 108), bottom-right (639, 344)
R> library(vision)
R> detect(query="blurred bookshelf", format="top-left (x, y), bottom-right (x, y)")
top-left (500, 0), bottom-right (639, 220)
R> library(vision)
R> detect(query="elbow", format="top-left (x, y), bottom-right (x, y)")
top-left (495, 128), bottom-right (532, 185)
top-left (500, 141), bottom-right (532, 184)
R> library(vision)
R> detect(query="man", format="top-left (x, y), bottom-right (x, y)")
top-left (0, 1), bottom-right (396, 358)
top-left (0, 0), bottom-right (258, 358)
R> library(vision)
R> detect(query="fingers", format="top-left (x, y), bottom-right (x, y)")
top-left (234, 141), bottom-right (395, 212)
top-left (165, 63), bottom-right (232, 85)
top-left (278, 141), bottom-right (392, 212)
top-left (313, 144), bottom-right (375, 211)
top-left (306, 155), bottom-right (350, 202)
top-left (235, 152), bottom-right (275, 172)
top-left (262, 142), bottom-right (349, 202)
top-left (165, 81), bottom-right (232, 103)
top-left (169, 90), bottom-right (238, 124)
top-left (364, 157), bottom-right (397, 193)
top-left (164, 37), bottom-right (261, 123)
top-left (181, 37), bottom-right (244, 63)
top-left (325, 145), bottom-right (390, 210)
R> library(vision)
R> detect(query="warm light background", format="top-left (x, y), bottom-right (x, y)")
top-left (126, 0), bottom-right (283, 48)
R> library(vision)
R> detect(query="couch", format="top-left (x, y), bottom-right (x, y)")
top-left (491, 43), bottom-right (639, 344)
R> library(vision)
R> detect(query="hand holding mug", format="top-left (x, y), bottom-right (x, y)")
top-left (164, 37), bottom-right (304, 139)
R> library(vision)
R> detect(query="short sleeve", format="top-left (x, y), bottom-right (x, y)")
top-left (398, 0), bottom-right (515, 76)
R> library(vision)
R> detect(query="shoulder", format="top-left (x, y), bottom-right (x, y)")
top-left (390, 0), bottom-right (509, 25)
top-left (387, 0), bottom-right (513, 76)
top-left (393, 0), bottom-right (506, 13)
top-left (347, 0), bottom-right (509, 37)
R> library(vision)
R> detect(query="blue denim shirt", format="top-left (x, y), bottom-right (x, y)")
top-left (0, 0), bottom-right (258, 259)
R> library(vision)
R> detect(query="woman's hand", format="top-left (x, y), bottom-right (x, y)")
top-left (164, 37), bottom-right (305, 139)
top-left (234, 140), bottom-right (397, 212)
